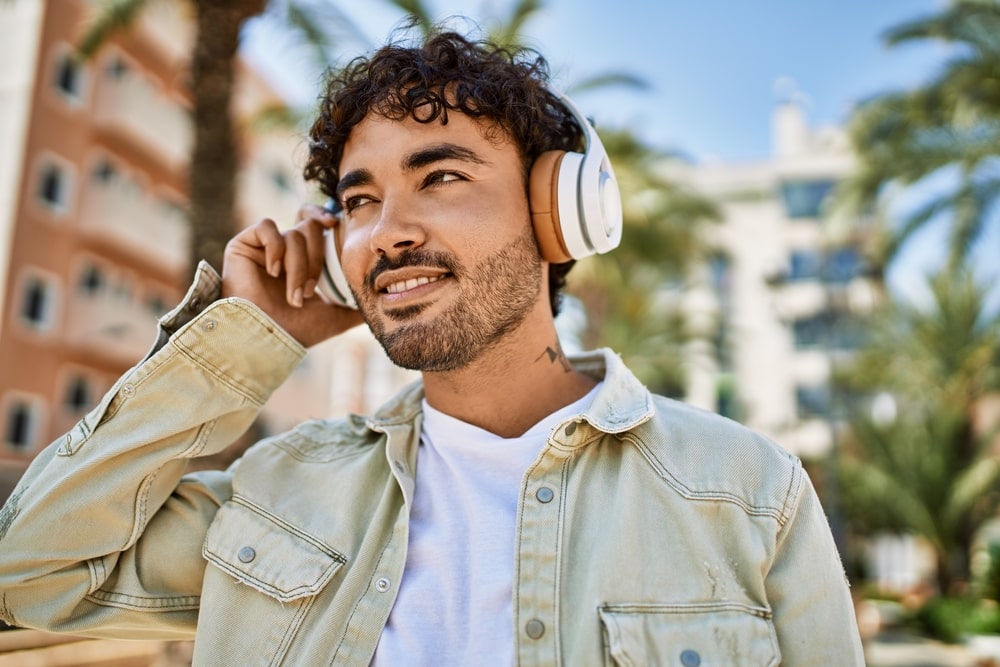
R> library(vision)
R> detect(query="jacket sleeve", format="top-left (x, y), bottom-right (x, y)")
top-left (768, 465), bottom-right (865, 664)
top-left (0, 263), bottom-right (306, 640)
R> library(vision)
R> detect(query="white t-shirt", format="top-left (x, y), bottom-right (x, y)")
top-left (372, 385), bottom-right (600, 666)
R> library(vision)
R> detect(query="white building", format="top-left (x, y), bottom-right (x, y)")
top-left (671, 101), bottom-right (878, 458)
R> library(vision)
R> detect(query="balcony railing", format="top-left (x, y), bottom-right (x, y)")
top-left (92, 66), bottom-right (192, 170)
top-left (63, 291), bottom-right (159, 366)
top-left (78, 178), bottom-right (189, 275)
top-left (134, 1), bottom-right (194, 68)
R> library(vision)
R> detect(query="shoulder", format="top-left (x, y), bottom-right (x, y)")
top-left (626, 396), bottom-right (804, 525)
top-left (240, 415), bottom-right (381, 465)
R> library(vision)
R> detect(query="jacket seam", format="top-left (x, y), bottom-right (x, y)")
top-left (84, 589), bottom-right (200, 610)
top-left (626, 435), bottom-right (786, 522)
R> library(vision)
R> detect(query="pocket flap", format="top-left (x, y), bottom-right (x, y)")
top-left (203, 497), bottom-right (346, 602)
top-left (599, 602), bottom-right (778, 666)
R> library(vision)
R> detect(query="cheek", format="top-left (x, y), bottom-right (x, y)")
top-left (337, 228), bottom-right (370, 286)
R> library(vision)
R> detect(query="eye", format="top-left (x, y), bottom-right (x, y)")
top-left (342, 194), bottom-right (376, 213)
top-left (422, 170), bottom-right (466, 188)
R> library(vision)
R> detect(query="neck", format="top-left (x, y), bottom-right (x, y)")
top-left (421, 317), bottom-right (596, 439)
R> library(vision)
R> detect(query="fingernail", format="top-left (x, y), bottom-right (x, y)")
top-left (304, 279), bottom-right (317, 297)
top-left (269, 261), bottom-right (281, 278)
top-left (292, 287), bottom-right (303, 307)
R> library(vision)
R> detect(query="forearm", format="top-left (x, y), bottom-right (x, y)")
top-left (0, 266), bottom-right (305, 637)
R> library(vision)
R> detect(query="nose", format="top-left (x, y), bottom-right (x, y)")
top-left (369, 195), bottom-right (427, 256)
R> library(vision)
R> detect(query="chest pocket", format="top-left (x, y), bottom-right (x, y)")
top-left (599, 602), bottom-right (779, 667)
top-left (203, 496), bottom-right (345, 602)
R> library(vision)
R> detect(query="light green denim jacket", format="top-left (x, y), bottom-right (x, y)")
top-left (0, 264), bottom-right (863, 666)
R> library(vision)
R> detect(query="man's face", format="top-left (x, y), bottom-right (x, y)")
top-left (336, 110), bottom-right (544, 371)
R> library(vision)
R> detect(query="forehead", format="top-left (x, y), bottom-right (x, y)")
top-left (339, 111), bottom-right (518, 173)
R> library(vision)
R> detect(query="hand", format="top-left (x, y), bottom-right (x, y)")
top-left (221, 203), bottom-right (364, 347)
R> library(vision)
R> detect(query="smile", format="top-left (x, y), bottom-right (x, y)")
top-left (384, 274), bottom-right (446, 294)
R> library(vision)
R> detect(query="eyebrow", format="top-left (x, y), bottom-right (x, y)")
top-left (336, 169), bottom-right (373, 201)
top-left (401, 143), bottom-right (489, 172)
top-left (336, 143), bottom-right (489, 202)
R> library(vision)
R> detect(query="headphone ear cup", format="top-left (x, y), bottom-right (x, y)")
top-left (318, 226), bottom-right (358, 309)
top-left (529, 150), bottom-right (574, 264)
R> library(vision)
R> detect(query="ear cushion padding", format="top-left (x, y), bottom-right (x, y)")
top-left (529, 150), bottom-right (574, 264)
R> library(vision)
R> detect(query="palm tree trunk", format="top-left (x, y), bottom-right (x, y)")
top-left (188, 0), bottom-right (264, 273)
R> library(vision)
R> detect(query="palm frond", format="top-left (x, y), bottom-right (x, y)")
top-left (77, 0), bottom-right (153, 57)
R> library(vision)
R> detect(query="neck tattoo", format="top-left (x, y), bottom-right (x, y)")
top-left (536, 342), bottom-right (573, 373)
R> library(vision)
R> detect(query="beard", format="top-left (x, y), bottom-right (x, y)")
top-left (355, 228), bottom-right (543, 372)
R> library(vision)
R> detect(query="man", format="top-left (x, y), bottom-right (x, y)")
top-left (0, 30), bottom-right (864, 665)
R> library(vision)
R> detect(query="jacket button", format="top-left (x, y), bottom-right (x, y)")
top-left (375, 577), bottom-right (391, 592)
top-left (680, 649), bottom-right (701, 667)
top-left (564, 422), bottom-right (577, 436)
top-left (535, 487), bottom-right (554, 503)
top-left (525, 619), bottom-right (545, 639)
top-left (238, 546), bottom-right (256, 563)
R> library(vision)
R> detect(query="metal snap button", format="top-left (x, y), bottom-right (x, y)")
top-left (202, 319), bottom-right (217, 332)
top-left (535, 487), bottom-right (554, 503)
top-left (680, 649), bottom-right (701, 667)
top-left (375, 577), bottom-right (391, 593)
top-left (121, 383), bottom-right (135, 397)
top-left (237, 546), bottom-right (256, 563)
top-left (525, 619), bottom-right (545, 639)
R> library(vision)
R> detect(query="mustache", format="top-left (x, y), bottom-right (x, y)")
top-left (364, 248), bottom-right (463, 291)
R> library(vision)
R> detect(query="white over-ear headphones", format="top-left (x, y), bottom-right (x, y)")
top-left (318, 92), bottom-right (622, 309)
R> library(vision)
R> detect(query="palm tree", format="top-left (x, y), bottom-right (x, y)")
top-left (837, 268), bottom-right (1000, 594)
top-left (839, 0), bottom-right (1000, 273)
top-left (78, 0), bottom-right (360, 273)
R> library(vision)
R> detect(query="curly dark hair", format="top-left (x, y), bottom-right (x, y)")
top-left (303, 29), bottom-right (582, 316)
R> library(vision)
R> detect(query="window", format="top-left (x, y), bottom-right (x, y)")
top-left (780, 180), bottom-right (836, 219)
top-left (78, 263), bottom-right (105, 294)
top-left (792, 312), bottom-right (865, 351)
top-left (796, 384), bottom-right (831, 419)
top-left (64, 376), bottom-right (92, 413)
top-left (146, 293), bottom-right (168, 316)
top-left (54, 52), bottom-right (83, 100)
top-left (92, 158), bottom-right (117, 184)
top-left (20, 275), bottom-right (55, 330)
top-left (4, 400), bottom-right (39, 452)
top-left (825, 246), bottom-right (863, 284)
top-left (105, 56), bottom-right (128, 80)
top-left (788, 250), bottom-right (822, 281)
top-left (36, 158), bottom-right (74, 214)
top-left (269, 166), bottom-right (293, 193)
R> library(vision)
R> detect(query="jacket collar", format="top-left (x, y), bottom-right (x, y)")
top-left (367, 348), bottom-right (655, 435)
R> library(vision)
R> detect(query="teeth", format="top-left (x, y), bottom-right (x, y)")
top-left (385, 274), bottom-right (443, 294)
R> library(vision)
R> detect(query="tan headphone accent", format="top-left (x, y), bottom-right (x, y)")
top-left (529, 150), bottom-right (573, 264)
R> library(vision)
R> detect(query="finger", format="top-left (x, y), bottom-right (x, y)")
top-left (297, 218), bottom-right (328, 298)
top-left (282, 229), bottom-right (309, 307)
top-left (227, 218), bottom-right (286, 277)
top-left (296, 202), bottom-right (338, 228)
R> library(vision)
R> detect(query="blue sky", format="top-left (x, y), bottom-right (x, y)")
top-left (245, 1), bottom-right (999, 308)
top-left (246, 0), bottom-right (949, 161)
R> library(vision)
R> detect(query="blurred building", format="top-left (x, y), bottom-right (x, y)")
top-left (671, 100), bottom-right (879, 459)
top-left (0, 0), bottom-right (412, 486)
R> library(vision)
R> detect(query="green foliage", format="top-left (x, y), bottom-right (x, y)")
top-left (913, 596), bottom-right (1000, 643)
top-left (837, 269), bottom-right (1000, 592)
top-left (839, 0), bottom-right (1000, 273)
